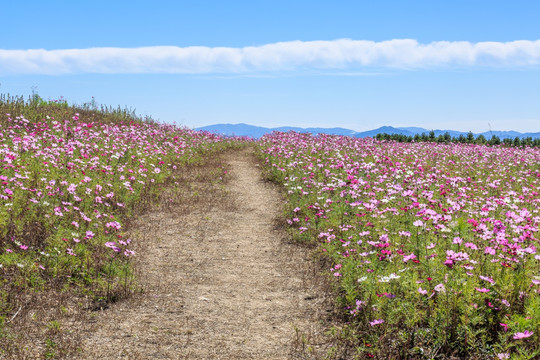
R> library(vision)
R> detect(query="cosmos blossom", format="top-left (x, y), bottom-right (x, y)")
top-left (475, 287), bottom-right (490, 293)
top-left (513, 330), bottom-right (533, 339)
top-left (369, 319), bottom-right (384, 326)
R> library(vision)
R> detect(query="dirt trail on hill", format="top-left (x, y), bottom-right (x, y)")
top-left (79, 148), bottom-right (328, 359)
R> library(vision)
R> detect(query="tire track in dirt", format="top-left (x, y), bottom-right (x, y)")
top-left (79, 148), bottom-right (327, 359)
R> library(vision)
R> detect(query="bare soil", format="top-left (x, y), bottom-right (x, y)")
top-left (78, 148), bottom-right (330, 359)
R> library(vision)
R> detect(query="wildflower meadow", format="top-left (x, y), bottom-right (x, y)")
top-left (1, 93), bottom-right (538, 359)
top-left (258, 131), bottom-right (539, 359)
top-left (0, 95), bottom-right (240, 340)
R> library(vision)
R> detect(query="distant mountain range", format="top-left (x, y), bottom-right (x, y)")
top-left (196, 123), bottom-right (540, 140)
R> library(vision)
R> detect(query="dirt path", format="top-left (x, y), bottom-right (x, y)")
top-left (79, 148), bottom-right (327, 359)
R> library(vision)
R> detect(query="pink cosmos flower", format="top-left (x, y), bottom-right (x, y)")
top-left (124, 249), bottom-right (135, 257)
top-left (403, 253), bottom-right (417, 262)
top-left (418, 287), bottom-right (428, 295)
top-left (105, 221), bottom-right (121, 230)
top-left (105, 242), bottom-right (121, 252)
top-left (434, 283), bottom-right (445, 293)
top-left (475, 287), bottom-right (490, 293)
top-left (513, 330), bottom-right (533, 339)
top-left (479, 275), bottom-right (495, 284)
top-left (369, 319), bottom-right (384, 326)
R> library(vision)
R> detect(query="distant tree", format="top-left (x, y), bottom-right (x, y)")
top-left (443, 132), bottom-right (452, 142)
top-left (373, 131), bottom-right (536, 148)
top-left (488, 135), bottom-right (501, 145)
top-left (476, 134), bottom-right (487, 144)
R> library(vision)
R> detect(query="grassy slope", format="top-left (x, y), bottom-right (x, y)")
top-left (0, 94), bottom-right (244, 357)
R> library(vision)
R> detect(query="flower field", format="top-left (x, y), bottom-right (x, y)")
top-left (258, 132), bottom-right (539, 359)
top-left (2, 93), bottom-right (539, 358)
top-left (0, 95), bottom-right (240, 330)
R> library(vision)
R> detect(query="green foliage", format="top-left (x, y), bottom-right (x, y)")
top-left (376, 130), bottom-right (540, 147)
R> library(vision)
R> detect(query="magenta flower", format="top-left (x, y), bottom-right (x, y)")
top-left (105, 221), bottom-right (121, 230)
top-left (369, 319), bottom-right (384, 326)
top-left (513, 330), bottom-right (533, 339)
top-left (105, 242), bottom-right (121, 252)
top-left (475, 287), bottom-right (490, 293)
top-left (124, 249), bottom-right (135, 257)
top-left (434, 283), bottom-right (445, 293)
top-left (403, 253), bottom-right (417, 262)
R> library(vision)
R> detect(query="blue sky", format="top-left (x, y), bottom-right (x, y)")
top-left (1, 0), bottom-right (539, 132)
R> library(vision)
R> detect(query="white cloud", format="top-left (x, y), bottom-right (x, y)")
top-left (1, 39), bottom-right (539, 75)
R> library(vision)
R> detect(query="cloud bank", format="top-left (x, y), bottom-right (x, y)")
top-left (1, 39), bottom-right (540, 75)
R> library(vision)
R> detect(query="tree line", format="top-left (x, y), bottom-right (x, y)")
top-left (374, 130), bottom-right (540, 147)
